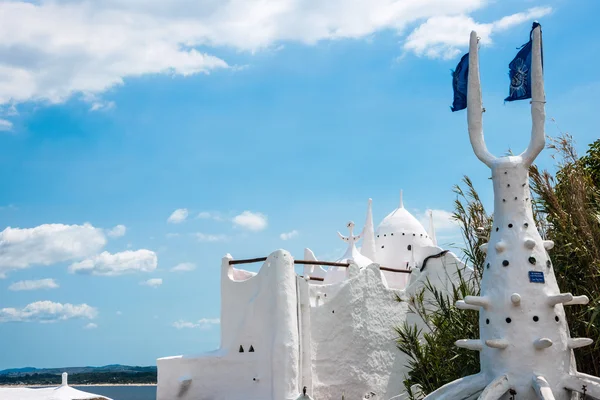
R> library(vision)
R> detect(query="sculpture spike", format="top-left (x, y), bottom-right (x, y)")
top-left (510, 293), bottom-right (521, 305)
top-left (543, 240), bottom-right (555, 250)
top-left (524, 239), bottom-right (536, 249)
top-left (456, 300), bottom-right (480, 311)
top-left (479, 375), bottom-right (510, 400)
top-left (567, 338), bottom-right (593, 349)
top-left (533, 338), bottom-right (553, 349)
top-left (495, 241), bottom-right (507, 253)
top-left (520, 24), bottom-right (546, 166)
top-left (565, 295), bottom-right (589, 306)
top-left (480, 243), bottom-right (489, 253)
top-left (455, 339), bottom-right (483, 351)
top-left (485, 339), bottom-right (509, 349)
top-left (467, 31), bottom-right (496, 167)
top-left (547, 293), bottom-right (574, 307)
top-left (532, 376), bottom-right (556, 400)
top-left (464, 296), bottom-right (490, 309)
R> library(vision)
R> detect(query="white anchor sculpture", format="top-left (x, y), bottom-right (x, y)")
top-left (423, 25), bottom-right (600, 400)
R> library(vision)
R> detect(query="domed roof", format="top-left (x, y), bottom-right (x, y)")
top-left (376, 192), bottom-right (428, 237)
top-left (374, 191), bottom-right (434, 275)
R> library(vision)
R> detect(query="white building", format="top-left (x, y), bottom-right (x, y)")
top-left (157, 193), bottom-right (468, 400)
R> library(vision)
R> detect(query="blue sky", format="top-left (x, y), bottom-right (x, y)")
top-left (1, 0), bottom-right (599, 369)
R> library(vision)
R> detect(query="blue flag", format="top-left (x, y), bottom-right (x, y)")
top-left (450, 52), bottom-right (469, 112)
top-left (505, 22), bottom-right (542, 102)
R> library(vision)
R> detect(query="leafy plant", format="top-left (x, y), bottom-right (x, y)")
top-left (530, 134), bottom-right (600, 375)
top-left (395, 177), bottom-right (490, 398)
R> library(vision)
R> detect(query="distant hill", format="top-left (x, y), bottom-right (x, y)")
top-left (0, 364), bottom-right (156, 377)
top-left (0, 365), bottom-right (157, 385)
top-left (0, 367), bottom-right (38, 376)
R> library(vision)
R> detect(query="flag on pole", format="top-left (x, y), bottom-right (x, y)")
top-left (505, 22), bottom-right (543, 102)
top-left (450, 53), bottom-right (469, 112)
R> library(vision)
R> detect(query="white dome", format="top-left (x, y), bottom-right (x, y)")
top-left (377, 207), bottom-right (429, 237)
top-left (374, 193), bottom-right (434, 273)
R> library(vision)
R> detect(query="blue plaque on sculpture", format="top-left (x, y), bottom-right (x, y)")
top-left (529, 271), bottom-right (545, 283)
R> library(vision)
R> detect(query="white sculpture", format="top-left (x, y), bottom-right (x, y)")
top-left (423, 26), bottom-right (600, 400)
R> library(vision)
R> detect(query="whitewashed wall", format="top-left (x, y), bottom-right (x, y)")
top-left (157, 250), bottom-right (300, 400)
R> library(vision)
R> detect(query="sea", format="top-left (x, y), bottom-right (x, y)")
top-left (73, 385), bottom-right (156, 400)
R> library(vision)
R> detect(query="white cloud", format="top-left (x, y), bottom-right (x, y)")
top-left (116, 311), bottom-right (123, 315)
top-left (8, 278), bottom-right (59, 291)
top-left (89, 100), bottom-right (115, 112)
top-left (0, 119), bottom-right (12, 131)
top-left (167, 208), bottom-right (189, 224)
top-left (197, 211), bottom-right (224, 221)
top-left (0, 1), bottom-right (228, 106)
top-left (404, 7), bottom-right (552, 59)
top-left (171, 262), bottom-right (196, 272)
top-left (68, 249), bottom-right (158, 276)
top-left (233, 211), bottom-right (267, 231)
top-left (0, 223), bottom-right (107, 277)
top-left (140, 278), bottom-right (163, 288)
top-left (107, 224), bottom-right (127, 238)
top-left (0, 0), bottom-right (547, 107)
top-left (280, 230), bottom-right (299, 240)
top-left (83, 322), bottom-right (98, 329)
top-left (172, 318), bottom-right (220, 330)
top-left (195, 233), bottom-right (228, 242)
top-left (0, 301), bottom-right (97, 323)
top-left (166, 233), bottom-right (180, 238)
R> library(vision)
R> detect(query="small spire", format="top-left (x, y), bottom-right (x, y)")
top-left (62, 372), bottom-right (68, 386)
top-left (360, 199), bottom-right (377, 261)
top-left (399, 189), bottom-right (404, 209)
top-left (428, 210), bottom-right (438, 246)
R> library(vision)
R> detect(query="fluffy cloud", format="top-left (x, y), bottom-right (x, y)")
top-left (171, 262), bottom-right (196, 272)
top-left (195, 233), bottom-right (228, 242)
top-left (140, 278), bottom-right (163, 288)
top-left (68, 249), bottom-right (158, 276)
top-left (83, 322), bottom-right (98, 329)
top-left (172, 318), bottom-right (220, 330)
top-left (404, 7), bottom-right (552, 59)
top-left (280, 230), bottom-right (299, 240)
top-left (8, 278), bottom-right (59, 291)
top-left (167, 208), bottom-right (189, 224)
top-left (0, 0), bottom-right (548, 113)
top-left (233, 211), bottom-right (267, 231)
top-left (0, 119), bottom-right (12, 131)
top-left (0, 223), bottom-right (107, 278)
top-left (0, 301), bottom-right (97, 323)
top-left (107, 224), bottom-right (127, 238)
